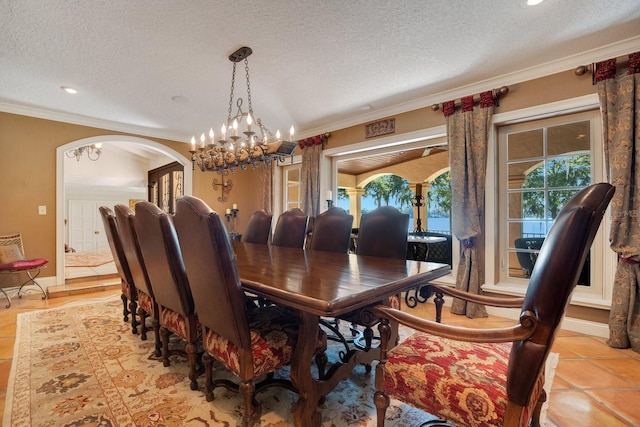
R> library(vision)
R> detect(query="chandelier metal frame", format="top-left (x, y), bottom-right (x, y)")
top-left (66, 143), bottom-right (102, 162)
top-left (190, 46), bottom-right (296, 175)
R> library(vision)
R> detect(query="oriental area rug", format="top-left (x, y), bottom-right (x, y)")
top-left (4, 296), bottom-right (557, 426)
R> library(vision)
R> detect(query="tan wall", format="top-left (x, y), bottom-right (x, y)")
top-left (0, 112), bottom-right (265, 277)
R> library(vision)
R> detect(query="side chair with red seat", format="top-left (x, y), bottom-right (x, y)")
top-left (114, 204), bottom-right (161, 357)
top-left (134, 201), bottom-right (201, 390)
top-left (99, 206), bottom-right (138, 333)
top-left (0, 233), bottom-right (48, 308)
top-left (372, 183), bottom-right (614, 427)
top-left (173, 195), bottom-right (303, 427)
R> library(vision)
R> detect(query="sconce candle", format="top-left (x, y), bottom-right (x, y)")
top-left (226, 208), bottom-right (231, 215)
top-left (232, 204), bottom-right (238, 210)
top-left (326, 190), bottom-right (333, 200)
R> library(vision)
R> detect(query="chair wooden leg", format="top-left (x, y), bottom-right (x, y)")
top-left (374, 390), bottom-right (390, 427)
top-left (121, 293), bottom-right (129, 322)
top-left (434, 290), bottom-right (444, 323)
top-left (203, 352), bottom-right (214, 401)
top-left (160, 326), bottom-right (170, 367)
top-left (138, 308), bottom-right (148, 340)
top-left (530, 388), bottom-right (546, 427)
top-left (129, 299), bottom-right (138, 334)
top-left (240, 380), bottom-right (258, 427)
top-left (152, 317), bottom-right (161, 358)
top-left (186, 342), bottom-right (199, 390)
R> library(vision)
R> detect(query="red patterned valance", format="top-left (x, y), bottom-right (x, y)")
top-left (591, 51), bottom-right (640, 83)
top-left (298, 134), bottom-right (326, 149)
top-left (629, 52), bottom-right (640, 74)
top-left (441, 90), bottom-right (500, 117)
top-left (594, 58), bottom-right (617, 83)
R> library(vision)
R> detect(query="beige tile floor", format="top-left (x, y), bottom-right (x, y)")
top-left (0, 283), bottom-right (639, 426)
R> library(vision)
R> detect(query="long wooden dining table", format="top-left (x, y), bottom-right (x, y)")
top-left (231, 241), bottom-right (451, 426)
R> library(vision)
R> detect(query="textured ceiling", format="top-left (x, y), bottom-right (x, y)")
top-left (1, 0), bottom-right (639, 146)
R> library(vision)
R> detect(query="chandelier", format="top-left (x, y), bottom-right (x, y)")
top-left (190, 47), bottom-right (297, 174)
top-left (66, 143), bottom-right (102, 161)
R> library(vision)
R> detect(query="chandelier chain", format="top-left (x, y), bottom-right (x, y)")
top-left (227, 62), bottom-right (237, 123)
top-left (244, 58), bottom-right (253, 115)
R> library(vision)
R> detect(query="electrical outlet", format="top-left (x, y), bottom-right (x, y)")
top-left (38, 205), bottom-right (46, 215)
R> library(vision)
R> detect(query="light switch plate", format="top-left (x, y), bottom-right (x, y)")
top-left (38, 205), bottom-right (46, 215)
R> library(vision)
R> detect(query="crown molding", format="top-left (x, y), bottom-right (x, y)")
top-left (0, 103), bottom-right (187, 143)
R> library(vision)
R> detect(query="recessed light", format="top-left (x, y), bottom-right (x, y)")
top-left (171, 95), bottom-right (189, 104)
top-left (61, 86), bottom-right (77, 94)
top-left (526, 0), bottom-right (544, 5)
top-left (360, 104), bottom-right (373, 111)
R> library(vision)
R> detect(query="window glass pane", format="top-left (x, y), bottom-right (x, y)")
top-left (546, 189), bottom-right (580, 220)
top-left (507, 129), bottom-right (543, 160)
top-left (547, 120), bottom-right (590, 155)
top-left (508, 160), bottom-right (543, 189)
top-left (508, 191), bottom-right (545, 220)
top-left (545, 155), bottom-right (591, 189)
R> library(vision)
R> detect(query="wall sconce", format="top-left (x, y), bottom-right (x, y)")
top-left (212, 178), bottom-right (232, 203)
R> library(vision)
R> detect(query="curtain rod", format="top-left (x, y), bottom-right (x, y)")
top-left (430, 86), bottom-right (509, 111)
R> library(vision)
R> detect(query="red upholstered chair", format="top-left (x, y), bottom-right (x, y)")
top-left (99, 206), bottom-right (138, 332)
top-left (308, 207), bottom-right (354, 253)
top-left (134, 201), bottom-right (201, 390)
top-left (173, 196), bottom-right (301, 426)
top-left (0, 233), bottom-right (48, 308)
top-left (372, 183), bottom-right (614, 427)
top-left (114, 204), bottom-right (161, 357)
top-left (241, 210), bottom-right (273, 244)
top-left (272, 208), bottom-right (309, 249)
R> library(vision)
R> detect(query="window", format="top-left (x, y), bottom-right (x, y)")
top-left (283, 165), bottom-right (302, 210)
top-left (488, 107), bottom-right (614, 305)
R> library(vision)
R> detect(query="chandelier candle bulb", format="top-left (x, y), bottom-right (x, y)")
top-left (233, 119), bottom-right (238, 137)
top-left (209, 128), bottom-right (215, 145)
top-left (190, 137), bottom-right (196, 152)
top-left (290, 126), bottom-right (295, 140)
top-left (247, 114), bottom-right (253, 132)
top-left (221, 124), bottom-right (227, 141)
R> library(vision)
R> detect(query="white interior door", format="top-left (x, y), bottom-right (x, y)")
top-left (68, 200), bottom-right (109, 252)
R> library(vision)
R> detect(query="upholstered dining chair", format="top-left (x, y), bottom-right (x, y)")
top-left (134, 201), bottom-right (201, 390)
top-left (114, 204), bottom-right (161, 357)
top-left (355, 205), bottom-right (409, 260)
top-left (173, 196), bottom-right (301, 426)
top-left (372, 183), bottom-right (614, 427)
top-left (272, 207), bottom-right (309, 249)
top-left (346, 206), bottom-right (409, 345)
top-left (0, 233), bottom-right (48, 308)
top-left (308, 207), bottom-right (354, 253)
top-left (241, 209), bottom-right (273, 244)
top-left (99, 206), bottom-right (138, 332)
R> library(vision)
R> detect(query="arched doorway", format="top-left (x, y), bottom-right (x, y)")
top-left (55, 135), bottom-right (192, 285)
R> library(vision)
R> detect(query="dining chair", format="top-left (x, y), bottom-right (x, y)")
top-left (356, 206), bottom-right (409, 260)
top-left (98, 206), bottom-right (138, 332)
top-left (0, 233), bottom-right (48, 308)
top-left (339, 206), bottom-right (410, 360)
top-left (308, 207), bottom-right (354, 253)
top-left (272, 207), bottom-right (309, 249)
top-left (134, 201), bottom-right (201, 390)
top-left (241, 209), bottom-right (273, 244)
top-left (114, 204), bottom-right (161, 357)
top-left (173, 196), bottom-right (301, 426)
top-left (372, 183), bottom-right (614, 427)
